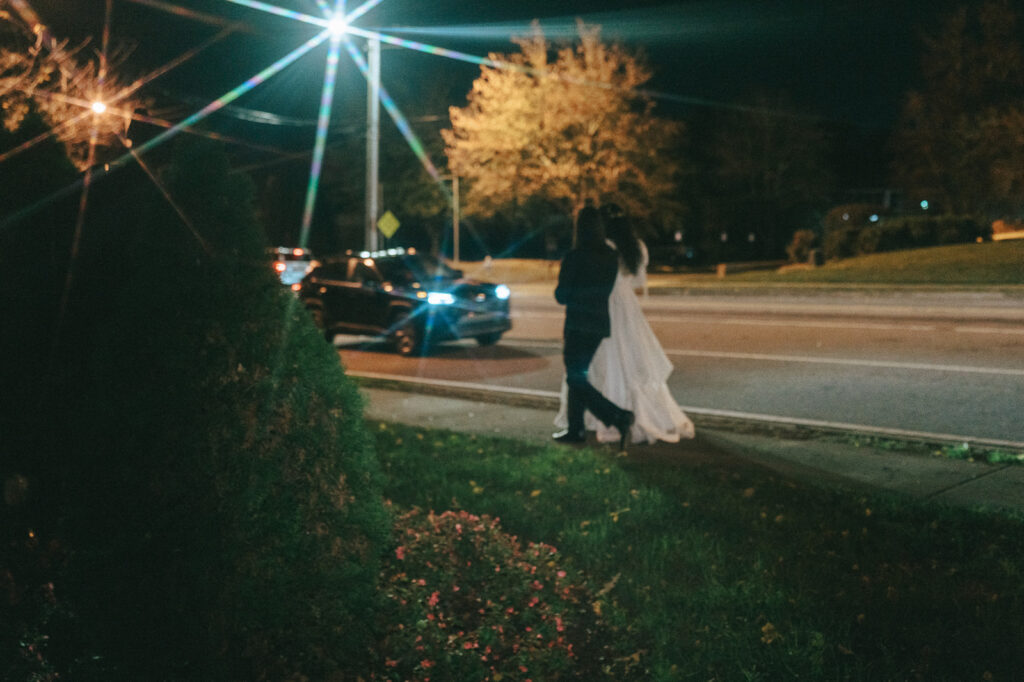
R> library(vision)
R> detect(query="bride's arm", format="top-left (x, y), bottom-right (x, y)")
top-left (637, 240), bottom-right (649, 299)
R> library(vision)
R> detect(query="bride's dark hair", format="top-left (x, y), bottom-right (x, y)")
top-left (601, 204), bottom-right (641, 275)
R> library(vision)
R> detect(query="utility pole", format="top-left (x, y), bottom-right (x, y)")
top-left (452, 174), bottom-right (460, 265)
top-left (364, 37), bottom-right (380, 252)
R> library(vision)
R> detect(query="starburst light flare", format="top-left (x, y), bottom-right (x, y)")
top-left (125, 30), bottom-right (330, 165)
top-left (344, 25), bottom-right (510, 70)
top-left (342, 40), bottom-right (444, 187)
top-left (299, 9), bottom-right (346, 248)
top-left (343, 0), bottom-right (384, 24)
top-left (222, 0), bottom-right (327, 28)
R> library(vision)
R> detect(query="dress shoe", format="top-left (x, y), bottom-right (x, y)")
top-left (615, 410), bottom-right (635, 451)
top-left (552, 429), bottom-right (586, 444)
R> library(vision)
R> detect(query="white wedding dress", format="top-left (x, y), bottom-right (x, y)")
top-left (555, 241), bottom-right (695, 444)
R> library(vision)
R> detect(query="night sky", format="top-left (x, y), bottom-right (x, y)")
top-left (24, 0), bottom-right (972, 137)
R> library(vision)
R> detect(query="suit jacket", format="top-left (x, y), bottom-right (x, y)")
top-left (554, 243), bottom-right (618, 338)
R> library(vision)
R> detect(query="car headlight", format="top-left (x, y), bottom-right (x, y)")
top-left (427, 291), bottom-right (455, 305)
top-left (495, 284), bottom-right (511, 300)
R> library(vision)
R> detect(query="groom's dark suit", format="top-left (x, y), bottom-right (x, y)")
top-left (554, 237), bottom-right (633, 442)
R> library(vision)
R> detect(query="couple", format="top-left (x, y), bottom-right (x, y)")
top-left (553, 205), bottom-right (695, 451)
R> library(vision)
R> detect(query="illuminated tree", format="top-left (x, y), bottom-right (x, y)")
top-left (443, 21), bottom-right (681, 228)
top-left (891, 0), bottom-right (1024, 218)
top-left (0, 11), bottom-right (137, 169)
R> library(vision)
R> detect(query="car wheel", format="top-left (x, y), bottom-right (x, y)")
top-left (394, 319), bottom-right (423, 357)
top-left (475, 332), bottom-right (502, 346)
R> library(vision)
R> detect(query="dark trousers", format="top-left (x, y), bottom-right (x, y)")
top-left (563, 330), bottom-right (623, 433)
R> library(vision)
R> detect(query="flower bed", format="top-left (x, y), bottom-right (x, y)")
top-left (374, 507), bottom-right (633, 681)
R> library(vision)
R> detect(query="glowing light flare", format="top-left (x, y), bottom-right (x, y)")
top-left (121, 137), bottom-right (212, 254)
top-left (118, 26), bottom-right (237, 102)
top-left (328, 14), bottom-right (349, 36)
top-left (6, 0), bottom-right (59, 52)
top-left (91, 101), bottom-right (108, 114)
top-left (299, 31), bottom-right (345, 249)
top-left (127, 0), bottom-right (256, 31)
top-left (344, 25), bottom-right (508, 70)
top-left (0, 110), bottom-right (93, 166)
top-left (222, 0), bottom-right (325, 28)
top-left (427, 292), bottom-right (455, 305)
top-left (343, 40), bottom-right (445, 187)
top-left (344, 0), bottom-right (385, 24)
top-left (125, 30), bottom-right (330, 164)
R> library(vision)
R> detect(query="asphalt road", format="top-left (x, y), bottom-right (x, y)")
top-left (335, 291), bottom-right (1024, 447)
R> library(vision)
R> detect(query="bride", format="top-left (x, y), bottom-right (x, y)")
top-left (555, 204), bottom-right (695, 445)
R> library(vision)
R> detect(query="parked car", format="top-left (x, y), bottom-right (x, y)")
top-left (268, 246), bottom-right (318, 285)
top-left (296, 247), bottom-right (512, 356)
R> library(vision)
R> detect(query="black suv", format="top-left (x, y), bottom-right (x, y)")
top-left (297, 248), bottom-right (512, 356)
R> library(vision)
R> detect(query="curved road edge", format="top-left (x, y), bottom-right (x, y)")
top-left (348, 370), bottom-right (1024, 456)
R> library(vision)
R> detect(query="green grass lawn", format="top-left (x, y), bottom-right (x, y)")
top-left (725, 241), bottom-right (1024, 285)
top-left (461, 241), bottom-right (1024, 287)
top-left (373, 421), bottom-right (1024, 681)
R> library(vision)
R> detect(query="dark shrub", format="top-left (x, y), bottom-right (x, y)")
top-left (785, 229), bottom-right (817, 263)
top-left (1, 138), bottom-right (388, 679)
top-left (822, 226), bottom-right (859, 259)
top-left (906, 217), bottom-right (939, 247)
top-left (821, 213), bottom-right (985, 260)
top-left (936, 216), bottom-right (984, 244)
top-left (822, 204), bottom-right (886, 233)
top-left (855, 226), bottom-right (883, 255)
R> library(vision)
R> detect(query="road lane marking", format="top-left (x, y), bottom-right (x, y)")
top-left (645, 316), bottom-right (936, 331)
top-left (663, 349), bottom-right (1024, 376)
top-left (350, 371), bottom-right (1024, 450)
top-left (506, 340), bottom-right (1024, 377)
top-left (511, 311), bottom-right (938, 332)
top-left (955, 326), bottom-right (1024, 336)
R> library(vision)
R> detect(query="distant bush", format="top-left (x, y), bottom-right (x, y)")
top-left (785, 229), bottom-right (818, 263)
top-left (822, 226), bottom-right (859, 259)
top-left (822, 203), bottom-right (886, 233)
top-left (0, 138), bottom-right (389, 679)
top-left (822, 212), bottom-right (986, 259)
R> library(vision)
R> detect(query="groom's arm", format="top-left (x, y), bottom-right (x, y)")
top-left (554, 252), bottom-right (579, 306)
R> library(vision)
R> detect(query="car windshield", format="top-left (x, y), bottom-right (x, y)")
top-left (377, 254), bottom-right (459, 285)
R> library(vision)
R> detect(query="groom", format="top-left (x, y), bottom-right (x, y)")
top-left (553, 206), bottom-right (635, 451)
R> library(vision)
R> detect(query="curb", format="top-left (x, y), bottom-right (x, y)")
top-left (350, 373), bottom-right (1024, 457)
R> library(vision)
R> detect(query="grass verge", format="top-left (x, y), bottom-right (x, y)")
top-left (460, 241), bottom-right (1024, 288)
top-left (726, 241), bottom-right (1024, 285)
top-left (373, 421), bottom-right (1024, 680)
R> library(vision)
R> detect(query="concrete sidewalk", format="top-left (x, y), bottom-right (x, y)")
top-left (359, 384), bottom-right (1024, 517)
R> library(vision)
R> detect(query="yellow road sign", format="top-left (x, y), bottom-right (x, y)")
top-left (377, 210), bottom-right (400, 238)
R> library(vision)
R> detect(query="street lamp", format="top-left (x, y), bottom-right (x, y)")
top-left (365, 37), bottom-right (380, 252)
top-left (328, 14), bottom-right (349, 36)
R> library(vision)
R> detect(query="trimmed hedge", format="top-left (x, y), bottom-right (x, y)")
top-left (823, 215), bottom-right (985, 259)
top-left (1, 139), bottom-right (388, 679)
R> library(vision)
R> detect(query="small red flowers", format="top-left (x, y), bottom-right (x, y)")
top-left (377, 507), bottom-right (612, 680)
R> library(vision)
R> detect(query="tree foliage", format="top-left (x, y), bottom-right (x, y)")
top-left (443, 21), bottom-right (682, 228)
top-left (1, 138), bottom-right (388, 678)
top-left (0, 10), bottom-right (141, 169)
top-left (891, 0), bottom-right (1024, 218)
top-left (688, 94), bottom-right (834, 260)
